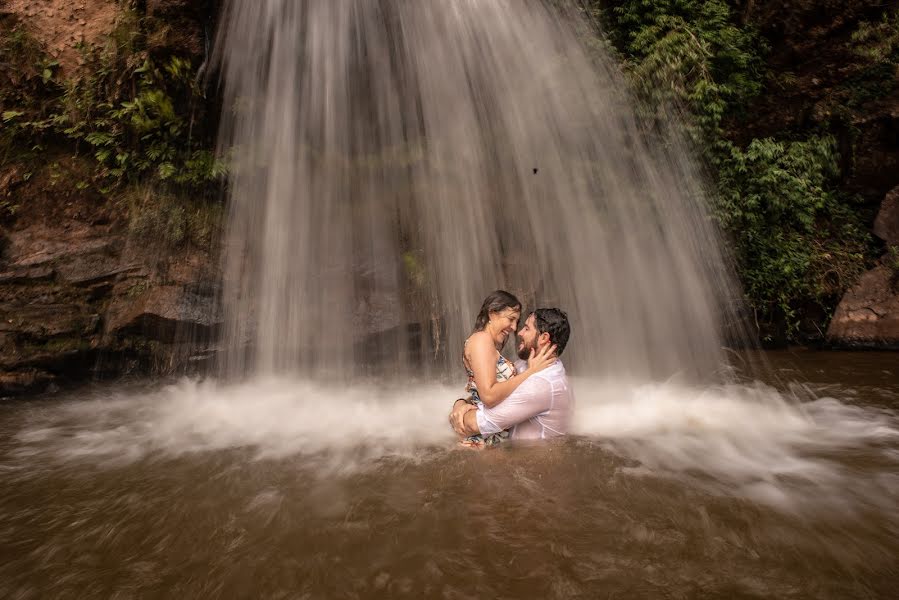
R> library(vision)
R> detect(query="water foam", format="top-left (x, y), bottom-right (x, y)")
top-left (574, 379), bottom-right (899, 514)
top-left (8, 377), bottom-right (897, 514)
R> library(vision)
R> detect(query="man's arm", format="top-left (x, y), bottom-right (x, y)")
top-left (476, 376), bottom-right (553, 435)
top-left (449, 376), bottom-right (554, 437)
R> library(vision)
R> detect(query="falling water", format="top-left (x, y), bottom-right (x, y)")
top-left (214, 0), bottom-right (742, 379)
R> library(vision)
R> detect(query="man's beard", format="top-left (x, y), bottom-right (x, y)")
top-left (517, 337), bottom-right (537, 360)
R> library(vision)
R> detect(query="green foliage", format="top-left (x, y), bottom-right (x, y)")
top-left (1, 21), bottom-right (224, 193)
top-left (402, 251), bottom-right (427, 288)
top-left (851, 10), bottom-right (899, 61)
top-left (0, 27), bottom-right (52, 163)
top-left (843, 11), bottom-right (899, 107)
top-left (715, 136), bottom-right (869, 331)
top-left (126, 280), bottom-right (151, 298)
top-left (605, 0), bottom-right (765, 140)
top-left (74, 55), bottom-right (225, 187)
top-left (127, 190), bottom-right (222, 248)
top-left (599, 0), bottom-right (878, 341)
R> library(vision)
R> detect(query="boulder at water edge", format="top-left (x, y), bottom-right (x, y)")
top-left (827, 186), bottom-right (899, 348)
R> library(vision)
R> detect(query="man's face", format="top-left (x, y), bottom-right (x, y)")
top-left (516, 314), bottom-right (542, 360)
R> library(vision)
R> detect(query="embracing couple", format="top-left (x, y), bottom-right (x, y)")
top-left (448, 290), bottom-right (572, 448)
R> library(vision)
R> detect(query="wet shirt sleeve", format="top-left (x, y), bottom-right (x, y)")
top-left (476, 375), bottom-right (553, 435)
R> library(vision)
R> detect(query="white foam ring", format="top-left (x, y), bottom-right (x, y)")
top-left (10, 377), bottom-right (898, 517)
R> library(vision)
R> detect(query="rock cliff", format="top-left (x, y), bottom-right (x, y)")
top-left (0, 0), bottom-right (220, 395)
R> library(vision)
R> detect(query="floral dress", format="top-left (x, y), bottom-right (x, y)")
top-left (461, 351), bottom-right (517, 447)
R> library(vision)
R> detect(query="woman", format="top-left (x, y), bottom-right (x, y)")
top-left (457, 290), bottom-right (556, 448)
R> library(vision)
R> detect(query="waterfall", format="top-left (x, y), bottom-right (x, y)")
top-left (213, 0), bottom-right (743, 380)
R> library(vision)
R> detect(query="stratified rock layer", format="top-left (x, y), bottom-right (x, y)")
top-left (0, 213), bottom-right (221, 396)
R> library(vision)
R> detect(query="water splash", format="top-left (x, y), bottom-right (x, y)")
top-left (213, 0), bottom-right (742, 379)
top-left (5, 378), bottom-right (897, 517)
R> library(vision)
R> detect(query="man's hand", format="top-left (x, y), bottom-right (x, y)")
top-left (449, 399), bottom-right (478, 436)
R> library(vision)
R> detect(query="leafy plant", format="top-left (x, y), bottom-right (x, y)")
top-left (715, 136), bottom-right (869, 333)
top-left (604, 0), bottom-right (765, 140)
top-left (598, 0), bottom-right (878, 341)
top-left (1, 19), bottom-right (224, 194)
top-left (851, 10), bottom-right (899, 61)
top-left (843, 11), bottom-right (899, 107)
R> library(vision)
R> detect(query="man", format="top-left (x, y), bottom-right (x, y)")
top-left (449, 308), bottom-right (572, 441)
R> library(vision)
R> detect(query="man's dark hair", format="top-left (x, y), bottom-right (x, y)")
top-left (532, 308), bottom-right (570, 356)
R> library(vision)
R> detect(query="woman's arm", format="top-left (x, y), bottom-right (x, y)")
top-left (466, 333), bottom-right (555, 408)
top-left (450, 377), bottom-right (554, 437)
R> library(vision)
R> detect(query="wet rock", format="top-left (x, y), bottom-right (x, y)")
top-left (0, 303), bottom-right (93, 338)
top-left (146, 0), bottom-right (193, 16)
top-left (873, 185), bottom-right (899, 246)
top-left (0, 265), bottom-right (54, 284)
top-left (0, 2), bottom-right (222, 397)
top-left (827, 265), bottom-right (899, 348)
top-left (144, 0), bottom-right (210, 59)
top-left (105, 283), bottom-right (220, 343)
top-left (4, 226), bottom-right (113, 271)
top-left (0, 216), bottom-right (222, 396)
top-left (828, 186), bottom-right (899, 348)
top-left (0, 165), bottom-right (24, 203)
top-left (0, 369), bottom-right (57, 397)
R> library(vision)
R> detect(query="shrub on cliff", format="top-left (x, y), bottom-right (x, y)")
top-left (595, 0), bottom-right (880, 342)
top-left (0, 9), bottom-right (223, 199)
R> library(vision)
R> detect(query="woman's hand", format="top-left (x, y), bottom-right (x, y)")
top-left (449, 400), bottom-right (477, 435)
top-left (526, 343), bottom-right (557, 373)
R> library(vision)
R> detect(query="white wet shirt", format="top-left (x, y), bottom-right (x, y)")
top-left (476, 359), bottom-right (572, 440)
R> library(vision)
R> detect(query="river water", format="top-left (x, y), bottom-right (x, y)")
top-left (1, 351), bottom-right (896, 599)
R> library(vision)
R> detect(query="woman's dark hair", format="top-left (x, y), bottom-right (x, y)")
top-left (532, 308), bottom-right (571, 355)
top-left (473, 290), bottom-right (521, 331)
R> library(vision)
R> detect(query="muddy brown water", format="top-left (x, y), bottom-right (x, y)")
top-left (1, 351), bottom-right (897, 599)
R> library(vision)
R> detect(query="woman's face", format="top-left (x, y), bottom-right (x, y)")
top-left (489, 307), bottom-right (521, 345)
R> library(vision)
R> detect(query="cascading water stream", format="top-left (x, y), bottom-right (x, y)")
top-left (213, 0), bottom-right (744, 380)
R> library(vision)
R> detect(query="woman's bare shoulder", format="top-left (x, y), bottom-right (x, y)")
top-left (464, 331), bottom-right (496, 359)
top-left (465, 330), bottom-right (493, 347)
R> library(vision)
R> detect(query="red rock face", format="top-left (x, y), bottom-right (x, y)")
top-left (828, 186), bottom-right (899, 348)
top-left (3, 0), bottom-right (120, 75)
